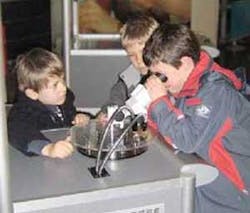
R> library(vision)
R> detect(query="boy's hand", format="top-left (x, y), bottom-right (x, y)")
top-left (145, 75), bottom-right (167, 101)
top-left (72, 113), bottom-right (90, 126)
top-left (41, 140), bottom-right (74, 159)
top-left (96, 112), bottom-right (108, 127)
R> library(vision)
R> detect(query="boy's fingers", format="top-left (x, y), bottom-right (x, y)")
top-left (56, 141), bottom-right (74, 153)
top-left (72, 114), bottom-right (90, 126)
top-left (65, 136), bottom-right (71, 141)
top-left (55, 148), bottom-right (73, 159)
top-left (62, 141), bottom-right (74, 152)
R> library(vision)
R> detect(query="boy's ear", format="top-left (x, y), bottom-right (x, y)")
top-left (25, 88), bottom-right (39, 100)
top-left (180, 56), bottom-right (195, 70)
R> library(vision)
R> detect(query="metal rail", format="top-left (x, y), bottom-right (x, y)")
top-left (63, 0), bottom-right (71, 86)
top-left (0, 3), bottom-right (13, 213)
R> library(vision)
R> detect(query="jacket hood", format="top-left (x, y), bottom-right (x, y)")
top-left (16, 91), bottom-right (45, 109)
top-left (176, 51), bottom-right (242, 98)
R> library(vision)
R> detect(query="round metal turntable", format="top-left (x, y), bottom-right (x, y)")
top-left (71, 120), bottom-right (150, 160)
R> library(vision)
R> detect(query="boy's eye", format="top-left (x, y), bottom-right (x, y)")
top-left (53, 82), bottom-right (58, 88)
top-left (48, 81), bottom-right (58, 89)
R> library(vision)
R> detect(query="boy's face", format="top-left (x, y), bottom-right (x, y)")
top-left (149, 58), bottom-right (194, 95)
top-left (125, 39), bottom-right (148, 75)
top-left (37, 75), bottom-right (67, 105)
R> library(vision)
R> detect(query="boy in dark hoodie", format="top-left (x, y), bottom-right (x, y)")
top-left (8, 48), bottom-right (89, 158)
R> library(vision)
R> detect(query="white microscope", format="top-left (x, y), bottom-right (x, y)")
top-left (91, 71), bottom-right (168, 177)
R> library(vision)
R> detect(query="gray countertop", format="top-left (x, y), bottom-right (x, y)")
top-left (9, 137), bottom-right (201, 203)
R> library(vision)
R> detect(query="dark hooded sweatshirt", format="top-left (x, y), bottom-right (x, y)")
top-left (8, 89), bottom-right (77, 156)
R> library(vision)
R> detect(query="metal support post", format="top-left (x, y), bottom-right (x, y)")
top-left (0, 4), bottom-right (13, 212)
top-left (63, 0), bottom-right (71, 86)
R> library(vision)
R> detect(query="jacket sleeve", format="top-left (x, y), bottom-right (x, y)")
top-left (147, 82), bottom-right (246, 155)
top-left (62, 89), bottom-right (77, 124)
top-left (101, 78), bottom-right (128, 112)
top-left (101, 65), bottom-right (141, 112)
top-left (7, 108), bottom-right (49, 156)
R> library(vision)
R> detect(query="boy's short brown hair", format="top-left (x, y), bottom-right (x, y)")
top-left (143, 23), bottom-right (200, 68)
top-left (15, 48), bottom-right (64, 92)
top-left (120, 14), bottom-right (159, 48)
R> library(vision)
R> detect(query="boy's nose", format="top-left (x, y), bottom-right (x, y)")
top-left (59, 81), bottom-right (66, 92)
top-left (135, 57), bottom-right (143, 66)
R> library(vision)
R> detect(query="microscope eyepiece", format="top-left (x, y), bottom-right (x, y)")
top-left (140, 70), bottom-right (168, 84)
top-left (154, 72), bottom-right (168, 82)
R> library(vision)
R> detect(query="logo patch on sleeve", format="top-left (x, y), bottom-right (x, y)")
top-left (195, 104), bottom-right (211, 118)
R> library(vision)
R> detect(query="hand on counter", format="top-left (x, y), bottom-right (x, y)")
top-left (41, 139), bottom-right (74, 159)
top-left (96, 111), bottom-right (108, 127)
top-left (72, 113), bottom-right (90, 127)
